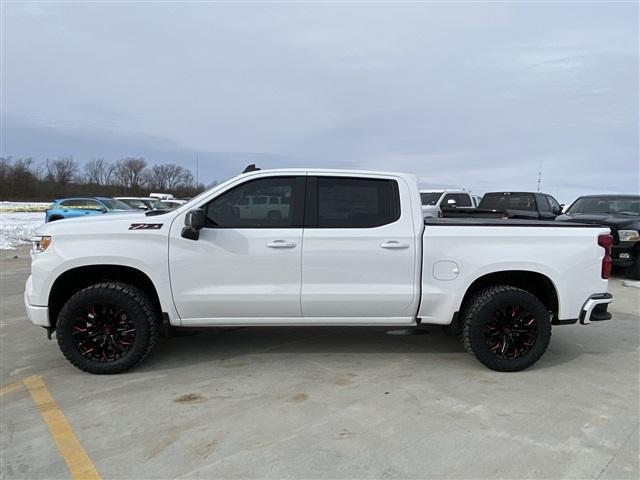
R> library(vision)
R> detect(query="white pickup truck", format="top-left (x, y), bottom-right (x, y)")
top-left (25, 168), bottom-right (614, 374)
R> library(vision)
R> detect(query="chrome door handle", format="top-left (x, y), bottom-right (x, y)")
top-left (380, 241), bottom-right (409, 249)
top-left (266, 240), bottom-right (297, 248)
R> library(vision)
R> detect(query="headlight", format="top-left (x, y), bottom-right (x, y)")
top-left (619, 230), bottom-right (640, 242)
top-left (31, 236), bottom-right (52, 253)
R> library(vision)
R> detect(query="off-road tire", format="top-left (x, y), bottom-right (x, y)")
top-left (56, 283), bottom-right (159, 374)
top-left (462, 285), bottom-right (551, 372)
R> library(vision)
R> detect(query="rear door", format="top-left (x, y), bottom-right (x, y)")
top-left (301, 175), bottom-right (417, 319)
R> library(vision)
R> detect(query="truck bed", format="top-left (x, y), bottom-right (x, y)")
top-left (418, 218), bottom-right (610, 325)
top-left (424, 217), bottom-right (601, 227)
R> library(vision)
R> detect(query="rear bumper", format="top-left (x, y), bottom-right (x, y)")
top-left (24, 292), bottom-right (50, 327)
top-left (579, 293), bottom-right (613, 325)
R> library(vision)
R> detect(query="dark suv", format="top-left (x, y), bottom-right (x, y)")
top-left (556, 195), bottom-right (640, 279)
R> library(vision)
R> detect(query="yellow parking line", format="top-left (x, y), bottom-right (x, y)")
top-left (0, 380), bottom-right (24, 396)
top-left (23, 375), bottom-right (101, 480)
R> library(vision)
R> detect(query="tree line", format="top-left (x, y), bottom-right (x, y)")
top-left (0, 156), bottom-right (211, 201)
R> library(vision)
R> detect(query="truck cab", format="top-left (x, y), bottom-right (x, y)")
top-left (26, 168), bottom-right (613, 375)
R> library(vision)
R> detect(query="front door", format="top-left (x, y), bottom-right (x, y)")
top-left (169, 176), bottom-right (305, 323)
top-left (301, 175), bottom-right (418, 319)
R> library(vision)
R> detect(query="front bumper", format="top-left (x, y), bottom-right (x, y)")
top-left (579, 293), bottom-right (613, 325)
top-left (24, 292), bottom-right (50, 327)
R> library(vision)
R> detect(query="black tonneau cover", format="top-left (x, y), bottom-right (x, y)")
top-left (424, 218), bottom-right (605, 228)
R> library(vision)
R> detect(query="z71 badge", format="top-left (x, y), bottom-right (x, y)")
top-left (129, 223), bottom-right (163, 230)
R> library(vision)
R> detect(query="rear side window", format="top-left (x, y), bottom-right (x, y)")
top-left (480, 193), bottom-right (536, 211)
top-left (309, 177), bottom-right (400, 228)
top-left (442, 193), bottom-right (472, 207)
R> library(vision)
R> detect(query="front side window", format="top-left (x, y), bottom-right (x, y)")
top-left (536, 194), bottom-right (552, 213)
top-left (315, 177), bottom-right (400, 228)
top-left (547, 196), bottom-right (561, 212)
top-left (204, 177), bottom-right (299, 228)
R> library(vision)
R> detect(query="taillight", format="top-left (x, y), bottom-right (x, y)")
top-left (598, 234), bottom-right (613, 279)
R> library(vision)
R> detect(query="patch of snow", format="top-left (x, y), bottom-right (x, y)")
top-left (0, 201), bottom-right (51, 213)
top-left (0, 212), bottom-right (45, 249)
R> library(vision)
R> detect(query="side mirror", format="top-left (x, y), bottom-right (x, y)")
top-left (445, 199), bottom-right (457, 208)
top-left (138, 205), bottom-right (148, 210)
top-left (181, 208), bottom-right (205, 240)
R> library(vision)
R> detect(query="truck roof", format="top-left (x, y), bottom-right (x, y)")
top-left (237, 168), bottom-right (419, 182)
top-left (419, 188), bottom-right (469, 193)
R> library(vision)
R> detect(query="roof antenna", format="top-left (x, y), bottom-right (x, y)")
top-left (537, 159), bottom-right (542, 192)
top-left (242, 164), bottom-right (260, 173)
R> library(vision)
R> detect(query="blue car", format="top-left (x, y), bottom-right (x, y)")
top-left (45, 197), bottom-right (135, 223)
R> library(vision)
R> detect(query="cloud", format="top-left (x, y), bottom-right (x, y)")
top-left (1, 1), bottom-right (637, 202)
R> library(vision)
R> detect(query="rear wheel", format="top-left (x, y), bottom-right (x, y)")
top-left (56, 283), bottom-right (159, 374)
top-left (463, 286), bottom-right (551, 372)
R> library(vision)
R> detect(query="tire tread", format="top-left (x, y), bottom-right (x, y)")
top-left (56, 282), bottom-right (159, 374)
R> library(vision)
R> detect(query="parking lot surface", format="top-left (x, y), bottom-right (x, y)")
top-left (1, 249), bottom-right (639, 479)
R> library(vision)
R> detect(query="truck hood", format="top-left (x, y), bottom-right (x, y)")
top-left (36, 210), bottom-right (175, 235)
top-left (556, 213), bottom-right (640, 231)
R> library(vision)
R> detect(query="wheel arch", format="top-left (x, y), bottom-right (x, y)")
top-left (459, 270), bottom-right (559, 320)
top-left (48, 265), bottom-right (162, 329)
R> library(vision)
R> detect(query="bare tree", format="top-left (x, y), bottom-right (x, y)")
top-left (146, 163), bottom-right (194, 191)
top-left (85, 158), bottom-right (114, 185)
top-left (46, 157), bottom-right (79, 185)
top-left (114, 157), bottom-right (147, 189)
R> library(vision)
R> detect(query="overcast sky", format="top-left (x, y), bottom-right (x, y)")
top-left (2, 1), bottom-right (638, 202)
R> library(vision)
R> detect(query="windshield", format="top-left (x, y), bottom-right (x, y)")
top-left (421, 192), bottom-right (443, 206)
top-left (480, 193), bottom-right (536, 211)
top-left (567, 196), bottom-right (640, 216)
top-left (100, 199), bottom-right (135, 210)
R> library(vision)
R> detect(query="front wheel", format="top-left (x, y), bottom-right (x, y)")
top-left (56, 283), bottom-right (159, 374)
top-left (462, 286), bottom-right (551, 372)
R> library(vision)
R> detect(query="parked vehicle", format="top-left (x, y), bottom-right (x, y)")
top-left (149, 193), bottom-right (175, 200)
top-left (26, 168), bottom-right (612, 374)
top-left (420, 189), bottom-right (476, 217)
top-left (115, 197), bottom-right (156, 210)
top-left (45, 197), bottom-right (134, 223)
top-left (556, 195), bottom-right (640, 279)
top-left (443, 192), bottom-right (562, 220)
top-left (152, 199), bottom-right (187, 211)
